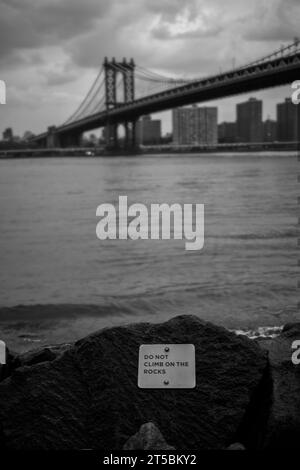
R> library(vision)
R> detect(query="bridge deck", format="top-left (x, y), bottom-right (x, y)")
top-left (33, 50), bottom-right (300, 143)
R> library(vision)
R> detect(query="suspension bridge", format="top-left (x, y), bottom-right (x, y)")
top-left (33, 39), bottom-right (300, 149)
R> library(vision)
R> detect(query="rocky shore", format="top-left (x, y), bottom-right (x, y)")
top-left (0, 315), bottom-right (299, 450)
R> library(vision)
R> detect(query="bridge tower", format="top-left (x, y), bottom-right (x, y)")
top-left (103, 57), bottom-right (137, 149)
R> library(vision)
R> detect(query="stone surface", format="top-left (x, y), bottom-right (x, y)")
top-left (0, 344), bottom-right (72, 383)
top-left (0, 347), bottom-right (18, 382)
top-left (15, 344), bottom-right (72, 368)
top-left (0, 315), bottom-right (268, 449)
top-left (123, 422), bottom-right (175, 450)
top-left (259, 323), bottom-right (300, 449)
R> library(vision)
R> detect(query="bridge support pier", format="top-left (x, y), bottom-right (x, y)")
top-left (60, 132), bottom-right (82, 148)
top-left (46, 126), bottom-right (60, 148)
top-left (105, 123), bottom-right (119, 149)
top-left (105, 121), bottom-right (137, 151)
top-left (124, 120), bottom-right (137, 150)
top-left (46, 127), bottom-right (82, 148)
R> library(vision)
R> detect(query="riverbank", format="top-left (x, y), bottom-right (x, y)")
top-left (0, 143), bottom-right (298, 158)
top-left (0, 315), bottom-right (299, 449)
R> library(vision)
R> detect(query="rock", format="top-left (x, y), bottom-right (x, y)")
top-left (259, 323), bottom-right (300, 448)
top-left (0, 344), bottom-right (72, 383)
top-left (16, 344), bottom-right (72, 368)
top-left (123, 422), bottom-right (175, 450)
top-left (282, 322), bottom-right (300, 334)
top-left (0, 315), bottom-right (268, 450)
top-left (226, 442), bottom-right (246, 450)
top-left (0, 346), bottom-right (19, 382)
top-left (0, 349), bottom-right (90, 449)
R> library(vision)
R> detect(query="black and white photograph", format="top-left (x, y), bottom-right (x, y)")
top-left (0, 0), bottom-right (299, 457)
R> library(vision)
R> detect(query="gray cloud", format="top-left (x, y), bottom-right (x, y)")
top-left (41, 67), bottom-right (78, 87)
top-left (145, 0), bottom-right (199, 22)
top-left (152, 23), bottom-right (222, 40)
top-left (149, 0), bottom-right (223, 40)
top-left (0, 0), bottom-right (111, 64)
top-left (242, 0), bottom-right (300, 42)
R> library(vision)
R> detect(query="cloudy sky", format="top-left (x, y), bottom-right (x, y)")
top-left (0, 0), bottom-right (299, 137)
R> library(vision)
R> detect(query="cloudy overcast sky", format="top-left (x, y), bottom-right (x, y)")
top-left (0, 0), bottom-right (299, 136)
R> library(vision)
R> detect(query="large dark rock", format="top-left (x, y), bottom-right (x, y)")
top-left (259, 323), bottom-right (300, 448)
top-left (0, 315), bottom-right (267, 450)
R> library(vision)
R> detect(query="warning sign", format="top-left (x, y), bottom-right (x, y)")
top-left (138, 344), bottom-right (195, 389)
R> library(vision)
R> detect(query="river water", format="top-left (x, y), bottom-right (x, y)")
top-left (0, 153), bottom-right (298, 351)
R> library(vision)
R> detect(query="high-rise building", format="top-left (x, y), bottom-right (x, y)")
top-left (172, 106), bottom-right (218, 145)
top-left (276, 98), bottom-right (300, 142)
top-left (236, 98), bottom-right (263, 142)
top-left (136, 115), bottom-right (161, 145)
top-left (218, 122), bottom-right (237, 143)
top-left (263, 118), bottom-right (277, 142)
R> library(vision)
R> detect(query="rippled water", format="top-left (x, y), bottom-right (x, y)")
top-left (0, 153), bottom-right (298, 351)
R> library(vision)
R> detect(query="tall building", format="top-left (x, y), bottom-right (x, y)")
top-left (218, 122), bottom-right (237, 143)
top-left (172, 106), bottom-right (218, 145)
top-left (277, 98), bottom-right (300, 142)
top-left (263, 118), bottom-right (277, 142)
top-left (136, 115), bottom-right (161, 145)
top-left (236, 98), bottom-right (263, 142)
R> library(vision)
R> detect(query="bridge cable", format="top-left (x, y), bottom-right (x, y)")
top-left (63, 66), bottom-right (104, 125)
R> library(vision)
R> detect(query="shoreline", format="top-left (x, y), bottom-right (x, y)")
top-left (0, 303), bottom-right (287, 354)
top-left (0, 147), bottom-right (298, 159)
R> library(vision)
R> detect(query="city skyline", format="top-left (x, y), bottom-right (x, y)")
top-left (2, 94), bottom-right (297, 145)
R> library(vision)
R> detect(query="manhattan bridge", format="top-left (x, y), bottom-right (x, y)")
top-left (33, 39), bottom-right (300, 149)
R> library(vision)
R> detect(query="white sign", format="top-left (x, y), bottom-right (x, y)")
top-left (138, 344), bottom-right (195, 389)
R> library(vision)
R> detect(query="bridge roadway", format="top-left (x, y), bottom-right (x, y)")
top-left (34, 50), bottom-right (300, 147)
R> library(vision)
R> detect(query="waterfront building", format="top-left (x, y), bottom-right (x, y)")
top-left (263, 118), bottom-right (277, 142)
top-left (172, 105), bottom-right (218, 145)
top-left (236, 98), bottom-right (263, 142)
top-left (136, 115), bottom-right (161, 145)
top-left (277, 98), bottom-right (300, 142)
top-left (218, 121), bottom-right (237, 143)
